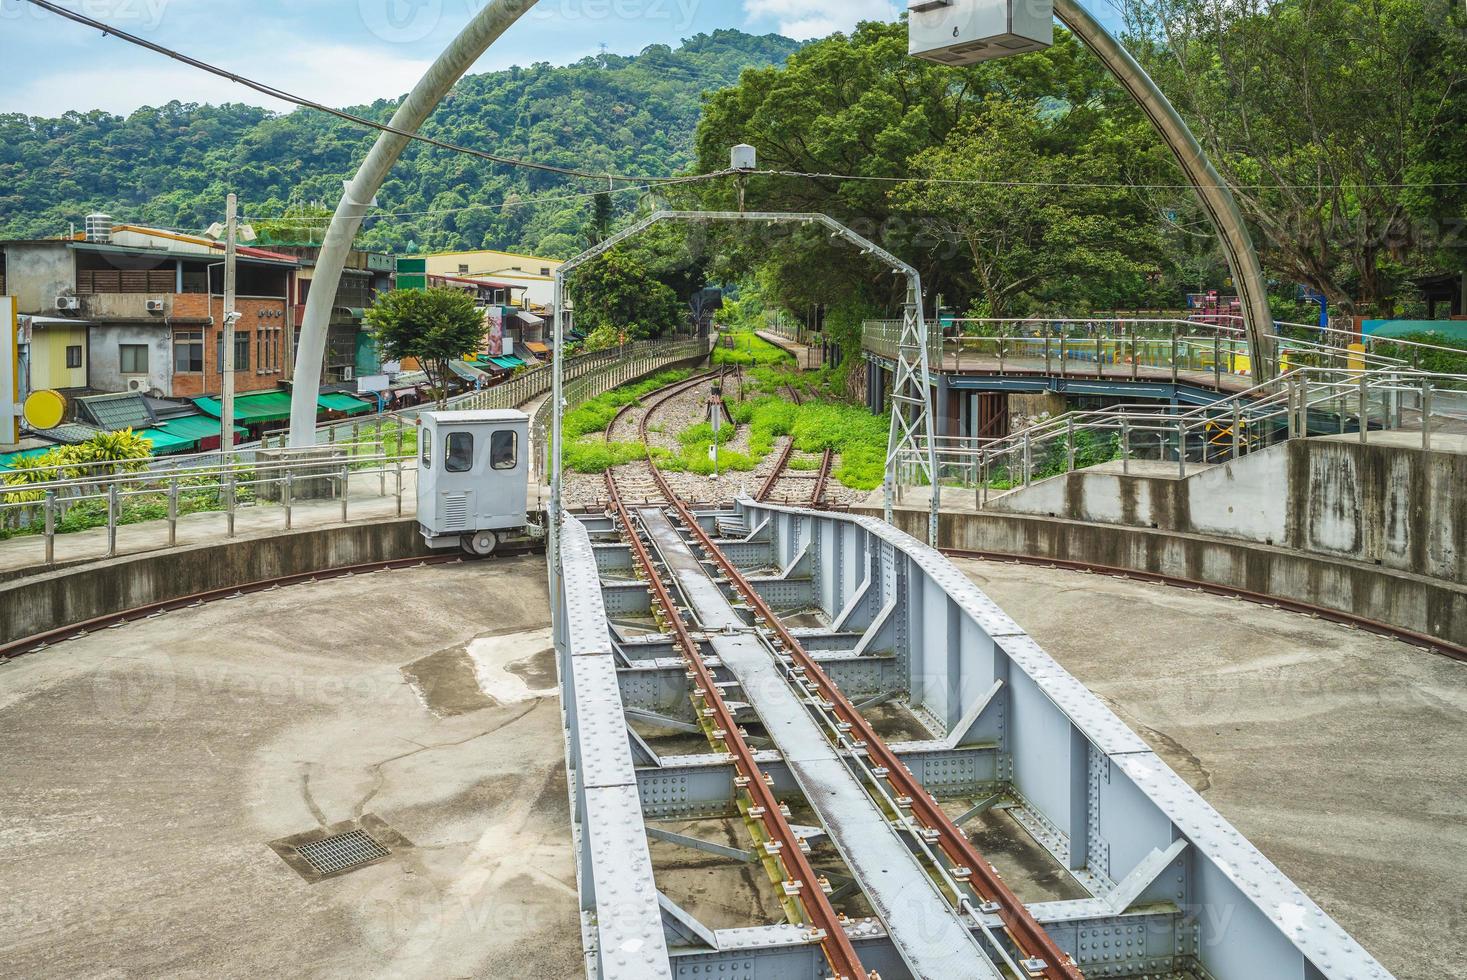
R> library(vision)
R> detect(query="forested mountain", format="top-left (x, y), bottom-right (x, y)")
top-left (0, 30), bottom-right (798, 257)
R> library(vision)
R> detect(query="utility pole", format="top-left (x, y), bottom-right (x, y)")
top-left (221, 193), bottom-right (239, 453)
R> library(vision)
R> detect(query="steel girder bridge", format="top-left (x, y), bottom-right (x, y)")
top-left (552, 496), bottom-right (1395, 980)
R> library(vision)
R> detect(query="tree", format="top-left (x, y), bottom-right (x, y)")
top-left (691, 21), bottom-right (1184, 355)
top-left (891, 99), bottom-right (1165, 317)
top-left (566, 247), bottom-right (683, 340)
top-left (1128, 0), bottom-right (1467, 314)
top-left (365, 288), bottom-right (484, 404)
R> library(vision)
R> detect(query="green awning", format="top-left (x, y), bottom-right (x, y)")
top-left (193, 390), bottom-right (295, 424)
top-left (487, 355), bottom-right (525, 370)
top-left (133, 427), bottom-right (198, 455)
top-left (317, 392), bottom-right (373, 415)
top-left (148, 414), bottom-right (249, 445)
top-left (193, 390), bottom-right (372, 423)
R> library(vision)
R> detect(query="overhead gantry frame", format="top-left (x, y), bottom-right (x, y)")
top-left (549, 210), bottom-right (941, 547)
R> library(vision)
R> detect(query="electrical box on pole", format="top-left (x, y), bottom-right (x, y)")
top-left (908, 0), bottom-right (1053, 65)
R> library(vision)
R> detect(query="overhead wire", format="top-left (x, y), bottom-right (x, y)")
top-left (17, 0), bottom-right (694, 185)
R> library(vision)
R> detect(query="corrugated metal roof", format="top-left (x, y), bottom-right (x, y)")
top-left (77, 392), bottom-right (155, 431)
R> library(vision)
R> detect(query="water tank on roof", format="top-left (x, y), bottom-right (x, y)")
top-left (908, 0), bottom-right (1053, 65)
top-left (84, 214), bottom-right (113, 244)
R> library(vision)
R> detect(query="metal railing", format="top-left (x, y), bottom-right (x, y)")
top-left (861, 317), bottom-right (1435, 393)
top-left (0, 442), bottom-right (413, 566)
top-left (0, 339), bottom-right (713, 570)
top-left (530, 337), bottom-right (713, 478)
top-left (892, 364), bottom-right (1467, 508)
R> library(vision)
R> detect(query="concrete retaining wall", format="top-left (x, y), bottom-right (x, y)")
top-left (984, 438), bottom-right (1467, 585)
top-left (857, 505), bottom-right (1467, 649)
top-left (0, 519), bottom-right (432, 647)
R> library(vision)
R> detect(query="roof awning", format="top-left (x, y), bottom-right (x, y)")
top-left (133, 427), bottom-right (197, 455)
top-left (318, 392), bottom-right (373, 415)
top-left (449, 360), bottom-right (492, 381)
top-left (148, 413), bottom-right (248, 444)
top-left (524, 341), bottom-right (550, 355)
top-left (515, 311), bottom-right (545, 327)
top-left (486, 355), bottom-right (520, 370)
top-left (193, 390), bottom-right (294, 424)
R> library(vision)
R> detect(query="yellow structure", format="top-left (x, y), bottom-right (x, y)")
top-left (28, 321), bottom-right (88, 390)
top-left (2, 297), bottom-right (17, 446)
top-left (422, 249), bottom-right (562, 308)
top-left (22, 389), bottom-right (66, 430)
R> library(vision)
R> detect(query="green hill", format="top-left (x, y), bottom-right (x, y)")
top-left (0, 30), bottom-right (798, 257)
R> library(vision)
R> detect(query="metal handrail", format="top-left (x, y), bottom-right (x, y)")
top-left (896, 364), bottom-right (1467, 503)
top-left (860, 316), bottom-right (1419, 389)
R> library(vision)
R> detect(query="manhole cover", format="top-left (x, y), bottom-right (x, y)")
top-left (268, 814), bottom-right (411, 883)
top-left (297, 829), bottom-right (390, 875)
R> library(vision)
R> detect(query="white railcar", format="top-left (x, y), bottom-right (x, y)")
top-left (416, 409), bottom-right (538, 555)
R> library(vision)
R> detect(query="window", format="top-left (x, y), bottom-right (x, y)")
top-left (215, 332), bottom-right (251, 373)
top-left (174, 330), bottom-right (203, 372)
top-left (491, 430), bottom-right (518, 471)
top-left (458, 264), bottom-right (470, 274)
top-left (119, 344), bottom-right (148, 374)
top-left (421, 435), bottom-right (431, 469)
top-left (540, 267), bottom-right (551, 277)
top-left (446, 432), bottom-right (474, 473)
top-left (65, 345), bottom-right (82, 369)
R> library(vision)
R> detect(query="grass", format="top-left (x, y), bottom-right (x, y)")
top-left (713, 331), bottom-right (793, 368)
top-left (558, 344), bottom-right (886, 492)
top-left (564, 440), bottom-right (665, 474)
top-left (563, 368), bottom-right (693, 439)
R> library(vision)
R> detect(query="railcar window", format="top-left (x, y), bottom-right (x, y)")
top-left (446, 432), bottom-right (474, 473)
top-left (421, 434), bottom-right (431, 469)
top-left (491, 430), bottom-right (518, 471)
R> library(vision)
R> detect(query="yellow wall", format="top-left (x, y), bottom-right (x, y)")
top-left (424, 249), bottom-right (561, 280)
top-left (30, 324), bottom-right (87, 389)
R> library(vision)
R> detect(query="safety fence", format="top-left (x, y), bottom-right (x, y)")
top-left (529, 337), bottom-right (713, 478)
top-left (0, 338), bottom-right (713, 570)
top-left (893, 364), bottom-right (1467, 508)
top-left (862, 317), bottom-right (1467, 394)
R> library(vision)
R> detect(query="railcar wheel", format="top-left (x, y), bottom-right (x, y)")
top-left (461, 530), bottom-right (499, 557)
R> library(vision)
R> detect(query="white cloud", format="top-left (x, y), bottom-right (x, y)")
top-left (743, 0), bottom-right (899, 40)
top-left (0, 41), bottom-right (433, 116)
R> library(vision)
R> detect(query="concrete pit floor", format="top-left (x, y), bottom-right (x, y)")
top-left (1, 551), bottom-right (1461, 979)
top-left (0, 557), bottom-right (581, 980)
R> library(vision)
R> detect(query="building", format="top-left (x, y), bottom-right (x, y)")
top-left (267, 243), bottom-right (394, 384)
top-left (421, 249), bottom-right (563, 310)
top-left (0, 217), bottom-right (299, 400)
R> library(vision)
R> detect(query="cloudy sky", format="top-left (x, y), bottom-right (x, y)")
top-left (0, 0), bottom-right (1122, 116)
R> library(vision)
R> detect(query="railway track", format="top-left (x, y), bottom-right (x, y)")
top-left (598, 371), bottom-right (1084, 980)
top-left (605, 368), bottom-right (722, 445)
top-left (754, 383), bottom-right (834, 507)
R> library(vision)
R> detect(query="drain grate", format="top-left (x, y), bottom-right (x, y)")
top-left (296, 829), bottom-right (390, 875)
top-left (269, 815), bottom-right (410, 883)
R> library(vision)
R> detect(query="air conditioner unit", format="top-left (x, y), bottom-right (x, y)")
top-left (124, 375), bottom-right (149, 393)
top-left (56, 296), bottom-right (80, 311)
top-left (145, 299), bottom-right (166, 314)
